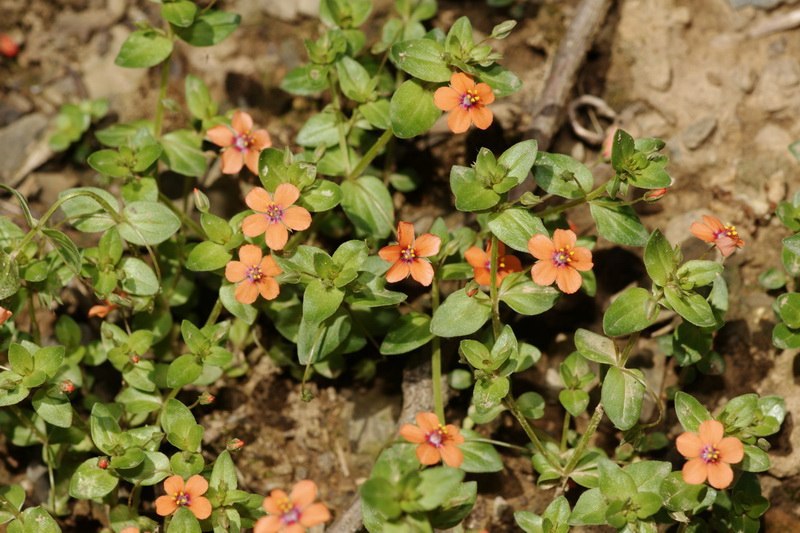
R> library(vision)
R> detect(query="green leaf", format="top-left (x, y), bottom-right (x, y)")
top-left (9, 344), bottom-right (33, 375)
top-left (59, 187), bottom-right (119, 232)
top-left (0, 252), bottom-right (19, 300)
top-left (45, 228), bottom-right (83, 273)
top-left (186, 241), bottom-right (232, 272)
top-left (174, 10), bottom-right (240, 47)
top-left (660, 471), bottom-right (715, 513)
top-left (162, 1), bottom-right (198, 27)
top-left (559, 389), bottom-right (590, 417)
top-left (601, 367), bottom-right (645, 430)
top-left (210, 450), bottom-right (238, 493)
top-left (115, 29), bottom-right (173, 68)
top-left (517, 391), bottom-right (545, 419)
top-left (574, 328), bottom-right (617, 365)
top-left (336, 57), bottom-right (372, 102)
top-left (116, 387), bottom-right (162, 414)
top-left (498, 140), bottom-right (538, 184)
top-left (590, 201), bottom-right (648, 246)
top-left (281, 64), bottom-right (330, 96)
top-left (359, 100), bottom-right (391, 130)
top-left (119, 257), bottom-right (159, 296)
top-left (776, 293), bottom-right (800, 329)
top-left (90, 403), bottom-right (122, 455)
top-left (380, 312), bottom-right (433, 355)
top-left (340, 176), bottom-right (394, 238)
top-left (297, 111), bottom-right (339, 148)
top-left (161, 129), bottom-right (207, 177)
top-left (167, 507), bottom-right (201, 533)
top-left (663, 286), bottom-right (716, 328)
top-left (170, 451), bottom-right (204, 478)
top-left (569, 488), bottom-right (607, 526)
top-left (644, 230), bottom-right (675, 286)
top-left (459, 340), bottom-right (493, 370)
top-left (0, 485), bottom-right (25, 525)
top-left (463, 62), bottom-right (521, 97)
top-left (473, 377), bottom-right (509, 412)
top-left (117, 450), bottom-right (170, 486)
top-left (185, 74), bottom-right (216, 120)
top-left (220, 284), bottom-right (257, 324)
top-left (603, 287), bottom-right (656, 336)
top-left (534, 152), bottom-right (593, 199)
top-left (611, 129), bottom-right (635, 172)
top-left (391, 39), bottom-right (451, 82)
top-left (69, 458), bottom-right (119, 499)
top-left (390, 79), bottom-right (441, 138)
top-left (514, 511), bottom-right (543, 533)
top-left (459, 429), bottom-right (503, 473)
top-left (673, 391), bottom-right (712, 432)
top-left (31, 388), bottom-right (72, 428)
top-left (87, 149), bottom-right (130, 178)
top-left (450, 166), bottom-right (499, 212)
top-left (300, 179), bottom-right (342, 213)
top-left (166, 354), bottom-right (203, 388)
top-left (677, 260), bottom-right (723, 288)
top-left (119, 201), bottom-right (181, 246)
top-left (487, 208), bottom-right (546, 252)
top-left (598, 459), bottom-right (637, 501)
top-left (162, 399), bottom-right (203, 452)
top-left (411, 467), bottom-right (465, 511)
top-left (320, 0), bottom-right (372, 27)
top-left (11, 507), bottom-right (60, 533)
top-left (303, 279), bottom-right (344, 325)
top-left (741, 444), bottom-right (770, 472)
top-left (499, 272), bottom-right (559, 316)
top-left (430, 289), bottom-right (491, 337)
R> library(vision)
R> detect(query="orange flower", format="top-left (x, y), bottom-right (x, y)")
top-left (88, 300), bottom-right (117, 319)
top-left (155, 475), bottom-right (212, 520)
top-left (0, 306), bottom-right (12, 326)
top-left (689, 215), bottom-right (744, 257)
top-left (378, 222), bottom-right (441, 286)
top-left (242, 184), bottom-right (312, 251)
top-left (400, 412), bottom-right (465, 467)
top-left (225, 245), bottom-right (282, 305)
top-left (433, 72), bottom-right (495, 134)
top-left (676, 419), bottom-right (744, 490)
top-left (120, 528), bottom-right (140, 533)
top-left (206, 110), bottom-right (272, 175)
top-left (528, 229), bottom-right (593, 294)
top-left (254, 480), bottom-right (331, 533)
top-left (465, 241), bottom-right (522, 287)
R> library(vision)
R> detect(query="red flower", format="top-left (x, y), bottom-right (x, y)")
top-left (0, 306), bottom-right (11, 326)
top-left (241, 184), bottom-right (312, 251)
top-left (433, 73), bottom-right (495, 134)
top-left (255, 480), bottom-right (331, 533)
top-left (689, 215), bottom-right (744, 257)
top-left (206, 111), bottom-right (272, 175)
top-left (225, 245), bottom-right (282, 305)
top-left (400, 412), bottom-right (465, 468)
top-left (378, 222), bottom-right (441, 286)
top-left (676, 419), bottom-right (744, 490)
top-left (155, 475), bottom-right (212, 519)
top-left (528, 229), bottom-right (593, 294)
top-left (464, 241), bottom-right (522, 287)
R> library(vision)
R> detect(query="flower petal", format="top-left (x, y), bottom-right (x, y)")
top-left (410, 260), bottom-right (435, 286)
top-left (206, 125), bottom-right (234, 147)
top-left (414, 233), bottom-right (441, 257)
top-left (290, 480), bottom-right (318, 509)
top-left (445, 425), bottom-right (465, 444)
top-left (474, 268), bottom-right (491, 286)
top-left (155, 495), bottom-right (178, 517)
top-left (300, 503), bottom-right (331, 527)
top-left (503, 255), bottom-right (523, 273)
top-left (715, 236), bottom-right (737, 257)
top-left (698, 420), bottom-right (724, 446)
top-left (232, 110), bottom-right (253, 134)
top-left (416, 412), bottom-right (440, 432)
top-left (225, 261), bottom-right (248, 283)
top-left (246, 187), bottom-right (273, 212)
top-left (164, 475), bottom-right (184, 496)
top-left (464, 246), bottom-right (488, 268)
top-left (440, 442), bottom-right (464, 468)
top-left (400, 423), bottom-right (427, 444)
top-left (450, 72), bottom-right (475, 94)
top-left (555, 266), bottom-right (582, 294)
top-left (254, 515), bottom-right (282, 533)
top-left (469, 106), bottom-right (493, 130)
top-left (283, 206), bottom-right (312, 231)
top-left (676, 431), bottom-right (704, 459)
top-left (475, 82), bottom-right (495, 105)
top-left (553, 228), bottom-right (577, 250)
top-left (245, 150), bottom-right (261, 175)
top-left (285, 524), bottom-right (304, 533)
top-left (251, 129), bottom-right (272, 150)
top-left (221, 149), bottom-right (244, 174)
top-left (238, 244), bottom-right (263, 267)
top-left (378, 244), bottom-right (402, 263)
top-left (397, 221), bottom-right (415, 248)
top-left (416, 443), bottom-right (441, 465)
top-left (717, 437), bottom-right (744, 464)
top-left (273, 183), bottom-right (300, 208)
top-left (434, 86), bottom-right (462, 111)
top-left (235, 281), bottom-right (259, 305)
top-left (528, 234), bottom-right (555, 260)
top-left (258, 277), bottom-right (280, 301)
top-left (265, 223), bottom-right (289, 251)
top-left (189, 496), bottom-right (212, 520)
top-left (690, 221), bottom-right (716, 243)
top-left (706, 462), bottom-right (734, 490)
top-left (682, 457), bottom-right (708, 485)
top-left (702, 215), bottom-right (724, 232)
top-left (447, 107), bottom-right (471, 134)
top-left (260, 255), bottom-right (282, 277)
top-left (242, 214), bottom-right (269, 238)
top-left (531, 260), bottom-right (557, 287)
top-left (570, 247), bottom-right (594, 271)
top-left (385, 261), bottom-right (410, 283)
top-left (263, 491), bottom-right (288, 514)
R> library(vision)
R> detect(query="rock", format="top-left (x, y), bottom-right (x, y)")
top-left (239, 0), bottom-right (321, 21)
top-left (734, 66), bottom-right (758, 93)
top-left (0, 113), bottom-right (48, 184)
top-left (767, 170), bottom-right (787, 205)
top-left (754, 123), bottom-right (793, 153)
top-left (681, 117), bottom-right (717, 150)
top-left (758, 350), bottom-right (800, 478)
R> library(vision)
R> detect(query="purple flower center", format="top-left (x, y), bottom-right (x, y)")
top-left (425, 426), bottom-right (448, 448)
top-left (401, 245), bottom-right (417, 264)
top-left (264, 204), bottom-right (284, 224)
top-left (713, 225), bottom-right (738, 241)
top-left (281, 507), bottom-right (301, 525)
top-left (246, 266), bottom-right (264, 283)
top-left (233, 133), bottom-right (252, 153)
top-left (175, 492), bottom-right (191, 507)
top-left (551, 247), bottom-right (573, 267)
top-left (700, 445), bottom-right (721, 464)
top-left (460, 89), bottom-right (481, 109)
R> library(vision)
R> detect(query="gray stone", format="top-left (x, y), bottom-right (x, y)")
top-left (681, 117), bottom-right (717, 150)
top-left (0, 113), bottom-right (48, 183)
top-left (729, 0), bottom-right (786, 8)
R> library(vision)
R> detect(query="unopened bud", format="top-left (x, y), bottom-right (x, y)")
top-left (97, 457), bottom-right (110, 469)
top-left (130, 355), bottom-right (141, 364)
top-left (193, 188), bottom-right (210, 213)
top-left (464, 280), bottom-right (480, 298)
top-left (0, 306), bottom-right (12, 326)
top-left (601, 125), bottom-right (619, 160)
top-left (518, 192), bottom-right (542, 207)
top-left (227, 438), bottom-right (245, 451)
top-left (60, 380), bottom-right (76, 394)
top-left (643, 188), bottom-right (667, 202)
top-left (198, 392), bottom-right (216, 405)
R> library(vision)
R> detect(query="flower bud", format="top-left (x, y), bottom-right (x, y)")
top-left (0, 34), bottom-right (19, 59)
top-left (198, 392), bottom-right (216, 405)
top-left (60, 380), bottom-right (76, 394)
top-left (97, 457), bottom-right (110, 469)
top-left (130, 355), bottom-right (141, 364)
top-left (227, 438), bottom-right (245, 451)
top-left (601, 125), bottom-right (619, 160)
top-left (643, 188), bottom-right (667, 202)
top-left (193, 188), bottom-right (210, 213)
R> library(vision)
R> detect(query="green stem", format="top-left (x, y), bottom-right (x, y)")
top-left (204, 298), bottom-right (223, 328)
top-left (0, 496), bottom-right (21, 520)
top-left (489, 234), bottom-right (501, 339)
top-left (534, 184), bottom-right (607, 219)
top-left (561, 403), bottom-right (604, 485)
top-left (347, 128), bottom-right (393, 181)
top-left (560, 411), bottom-right (571, 452)
top-left (27, 290), bottom-right (40, 345)
top-left (431, 277), bottom-right (444, 423)
top-left (154, 55), bottom-right (171, 138)
top-left (504, 395), bottom-right (562, 471)
top-left (467, 437), bottom-right (531, 454)
top-left (328, 73), bottom-right (352, 175)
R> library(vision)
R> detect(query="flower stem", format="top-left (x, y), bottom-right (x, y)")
top-left (561, 402), bottom-right (604, 486)
top-left (431, 276), bottom-right (445, 424)
top-left (504, 395), bottom-right (562, 471)
top-left (467, 437), bottom-right (531, 453)
top-left (560, 411), bottom-right (571, 452)
top-left (489, 234), bottom-right (502, 339)
top-left (154, 55), bottom-right (171, 138)
top-left (328, 72), bottom-right (352, 175)
top-left (205, 297), bottom-right (223, 328)
top-left (534, 183), bottom-right (607, 219)
top-left (348, 128), bottom-right (393, 181)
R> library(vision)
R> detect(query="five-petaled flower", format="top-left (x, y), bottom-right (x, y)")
top-left (528, 229), bottom-right (593, 294)
top-left (378, 222), bottom-right (441, 286)
top-left (0, 306), bottom-right (11, 326)
top-left (676, 419), bottom-right (744, 490)
top-left (254, 480), bottom-right (331, 533)
top-left (206, 110), bottom-right (272, 175)
top-left (434, 72), bottom-right (495, 134)
top-left (690, 215), bottom-right (744, 257)
top-left (465, 241), bottom-right (522, 287)
top-left (155, 475), bottom-right (212, 520)
top-left (242, 184), bottom-right (312, 251)
top-left (226, 245), bottom-right (282, 305)
top-left (400, 412), bottom-right (465, 468)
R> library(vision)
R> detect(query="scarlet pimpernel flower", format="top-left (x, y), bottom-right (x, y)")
top-left (690, 215), bottom-right (745, 257)
top-left (155, 475), bottom-right (212, 520)
top-left (225, 245), bottom-right (282, 305)
top-left (465, 241), bottom-right (522, 287)
top-left (434, 72), bottom-right (495, 134)
top-left (378, 222), bottom-right (441, 286)
top-left (0, 306), bottom-right (12, 326)
top-left (528, 229), bottom-right (593, 294)
top-left (677, 419), bottom-right (744, 490)
top-left (88, 300), bottom-right (117, 319)
top-left (242, 184), bottom-right (312, 251)
top-left (206, 110), bottom-right (272, 175)
top-left (400, 412), bottom-right (465, 468)
top-left (254, 480), bottom-right (331, 533)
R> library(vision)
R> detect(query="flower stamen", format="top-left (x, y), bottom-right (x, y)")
top-left (264, 204), bottom-right (284, 224)
top-left (700, 445), bottom-right (721, 464)
top-left (174, 491), bottom-right (191, 507)
top-left (401, 245), bottom-right (417, 263)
